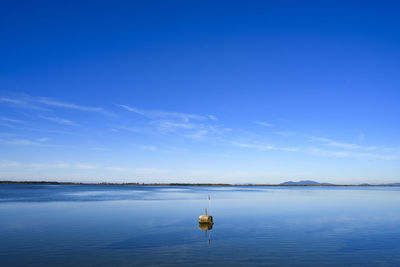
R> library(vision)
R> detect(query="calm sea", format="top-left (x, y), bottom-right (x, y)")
top-left (1, 184), bottom-right (400, 266)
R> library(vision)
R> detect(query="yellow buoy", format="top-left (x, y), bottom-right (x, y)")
top-left (199, 195), bottom-right (214, 225)
top-left (199, 213), bottom-right (213, 224)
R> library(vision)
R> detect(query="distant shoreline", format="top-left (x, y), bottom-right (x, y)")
top-left (1, 181), bottom-right (400, 187)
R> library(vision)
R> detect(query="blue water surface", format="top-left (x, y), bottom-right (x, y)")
top-left (1, 184), bottom-right (400, 266)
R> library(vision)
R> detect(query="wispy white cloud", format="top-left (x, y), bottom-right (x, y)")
top-left (310, 136), bottom-right (377, 150)
top-left (0, 122), bottom-right (15, 128)
top-left (0, 97), bottom-right (22, 105)
top-left (0, 94), bottom-right (111, 115)
top-left (105, 167), bottom-right (131, 171)
top-left (2, 161), bottom-right (71, 169)
top-left (306, 135), bottom-right (400, 160)
top-left (29, 163), bottom-right (49, 168)
top-left (155, 121), bottom-right (197, 131)
top-left (0, 117), bottom-right (25, 129)
top-left (29, 162), bottom-right (97, 169)
top-left (40, 116), bottom-right (79, 126)
top-left (254, 121), bottom-right (274, 127)
top-left (233, 142), bottom-right (298, 152)
top-left (310, 148), bottom-right (400, 161)
top-left (75, 164), bottom-right (97, 169)
top-left (2, 161), bottom-right (167, 174)
top-left (118, 104), bottom-right (215, 122)
top-left (185, 129), bottom-right (209, 140)
top-left (133, 168), bottom-right (169, 175)
top-left (208, 115), bottom-right (218, 121)
top-left (117, 105), bottom-right (145, 115)
top-left (0, 117), bottom-right (23, 123)
top-left (90, 147), bottom-right (108, 151)
top-left (0, 161), bottom-right (22, 168)
top-left (37, 98), bottom-right (111, 115)
top-left (232, 134), bottom-right (400, 161)
top-left (117, 105), bottom-right (224, 140)
top-left (3, 138), bottom-right (49, 146)
top-left (153, 121), bottom-right (224, 139)
top-left (0, 96), bottom-right (49, 110)
top-left (140, 145), bottom-right (157, 151)
top-left (0, 132), bottom-right (20, 137)
top-left (309, 148), bottom-right (351, 158)
top-left (54, 163), bottom-right (70, 168)
top-left (104, 166), bottom-right (171, 175)
top-left (273, 131), bottom-right (295, 137)
top-left (104, 167), bottom-right (170, 176)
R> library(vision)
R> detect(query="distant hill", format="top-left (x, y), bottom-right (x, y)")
top-left (280, 180), bottom-right (334, 186)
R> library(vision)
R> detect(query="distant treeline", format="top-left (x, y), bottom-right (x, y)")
top-left (0, 181), bottom-right (232, 186)
top-left (1, 181), bottom-right (400, 186)
top-left (0, 181), bottom-right (141, 185)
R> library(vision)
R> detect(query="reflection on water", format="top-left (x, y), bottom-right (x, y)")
top-left (199, 223), bottom-right (213, 231)
top-left (1, 184), bottom-right (400, 266)
top-left (199, 223), bottom-right (213, 245)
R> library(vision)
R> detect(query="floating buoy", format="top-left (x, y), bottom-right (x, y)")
top-left (199, 194), bottom-right (214, 225)
top-left (199, 212), bottom-right (213, 224)
top-left (198, 195), bottom-right (213, 245)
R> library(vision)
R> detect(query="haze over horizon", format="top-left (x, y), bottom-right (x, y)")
top-left (1, 1), bottom-right (400, 184)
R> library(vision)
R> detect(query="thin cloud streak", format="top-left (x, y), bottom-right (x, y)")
top-left (0, 117), bottom-right (23, 123)
top-left (254, 121), bottom-right (274, 127)
top-left (118, 104), bottom-right (216, 122)
top-left (0, 122), bottom-right (15, 128)
top-left (2, 138), bottom-right (49, 146)
top-left (273, 131), bottom-right (295, 137)
top-left (116, 107), bottom-right (400, 162)
top-left (29, 163), bottom-right (97, 169)
top-left (40, 116), bottom-right (79, 126)
top-left (0, 161), bottom-right (170, 175)
top-left (140, 145), bottom-right (157, 151)
top-left (105, 167), bottom-right (131, 171)
top-left (0, 161), bottom-right (22, 168)
top-left (28, 162), bottom-right (97, 169)
top-left (0, 96), bottom-right (49, 110)
top-left (232, 135), bottom-right (400, 161)
top-left (0, 94), bottom-right (111, 115)
top-left (37, 98), bottom-right (111, 115)
top-left (208, 115), bottom-right (218, 121)
top-left (133, 168), bottom-right (169, 175)
top-left (117, 104), bottom-right (224, 140)
top-left (310, 136), bottom-right (378, 150)
top-left (0, 97), bottom-right (22, 104)
top-left (233, 141), bottom-right (298, 152)
top-left (75, 164), bottom-right (97, 169)
top-left (310, 148), bottom-right (400, 161)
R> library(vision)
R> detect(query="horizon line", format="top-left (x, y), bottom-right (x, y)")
top-left (1, 180), bottom-right (400, 187)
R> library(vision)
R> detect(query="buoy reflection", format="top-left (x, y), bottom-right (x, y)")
top-left (199, 223), bottom-right (213, 231)
top-left (199, 223), bottom-right (213, 245)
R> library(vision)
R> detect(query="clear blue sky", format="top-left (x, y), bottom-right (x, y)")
top-left (1, 0), bottom-right (400, 184)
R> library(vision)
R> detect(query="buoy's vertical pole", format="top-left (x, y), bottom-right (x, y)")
top-left (208, 194), bottom-right (211, 215)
